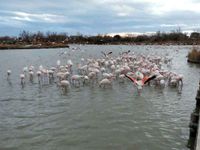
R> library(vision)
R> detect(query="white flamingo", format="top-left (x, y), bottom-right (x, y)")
top-left (118, 74), bottom-right (125, 83)
top-left (20, 74), bottom-right (25, 85)
top-left (7, 70), bottom-right (11, 80)
top-left (99, 78), bottom-right (112, 88)
top-left (36, 71), bottom-right (42, 83)
top-left (57, 60), bottom-right (61, 67)
top-left (29, 71), bottom-right (34, 82)
top-left (71, 75), bottom-right (83, 87)
top-left (60, 80), bottom-right (70, 92)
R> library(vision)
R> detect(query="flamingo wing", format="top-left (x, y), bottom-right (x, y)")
top-left (101, 51), bottom-right (106, 57)
top-left (125, 74), bottom-right (137, 83)
top-left (144, 75), bottom-right (156, 84)
top-left (107, 51), bottom-right (112, 55)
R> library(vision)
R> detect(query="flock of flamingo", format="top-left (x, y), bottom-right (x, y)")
top-left (6, 48), bottom-right (183, 95)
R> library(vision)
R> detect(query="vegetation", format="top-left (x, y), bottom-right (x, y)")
top-left (0, 30), bottom-right (200, 49)
top-left (0, 31), bottom-right (69, 49)
top-left (188, 47), bottom-right (200, 63)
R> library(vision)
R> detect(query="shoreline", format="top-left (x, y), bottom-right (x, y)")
top-left (0, 44), bottom-right (69, 50)
top-left (0, 43), bottom-right (199, 50)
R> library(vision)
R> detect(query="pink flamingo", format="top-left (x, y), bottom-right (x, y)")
top-left (125, 74), bottom-right (156, 94)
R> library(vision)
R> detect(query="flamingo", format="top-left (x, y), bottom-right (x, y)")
top-left (67, 59), bottom-right (73, 73)
top-left (99, 78), bottom-right (112, 88)
top-left (41, 69), bottom-right (49, 84)
top-left (101, 51), bottom-right (112, 58)
top-left (118, 74), bottom-right (125, 83)
top-left (48, 70), bottom-right (54, 79)
top-left (56, 72), bottom-right (70, 81)
top-left (3, 47), bottom-right (184, 95)
top-left (29, 65), bottom-right (34, 71)
top-left (168, 74), bottom-right (183, 88)
top-left (23, 67), bottom-right (28, 77)
top-left (7, 70), bottom-right (11, 80)
top-left (29, 71), bottom-right (34, 82)
top-left (125, 73), bottom-right (156, 94)
top-left (57, 60), bottom-right (61, 66)
top-left (50, 67), bottom-right (56, 72)
top-left (71, 75), bottom-right (83, 87)
top-left (7, 70), bottom-right (11, 75)
top-left (36, 71), bottom-right (42, 83)
top-left (60, 80), bottom-right (70, 92)
top-left (83, 76), bottom-right (89, 85)
top-left (20, 74), bottom-right (25, 85)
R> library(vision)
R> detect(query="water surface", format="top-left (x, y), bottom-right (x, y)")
top-left (0, 45), bottom-right (199, 150)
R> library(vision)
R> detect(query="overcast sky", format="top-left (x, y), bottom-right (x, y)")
top-left (0, 0), bottom-right (200, 36)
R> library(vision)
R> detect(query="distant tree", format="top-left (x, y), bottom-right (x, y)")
top-left (113, 34), bottom-right (121, 41)
top-left (134, 35), bottom-right (149, 42)
top-left (35, 31), bottom-right (45, 42)
top-left (19, 30), bottom-right (31, 43)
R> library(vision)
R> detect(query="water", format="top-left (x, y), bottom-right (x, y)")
top-left (0, 45), bottom-right (199, 150)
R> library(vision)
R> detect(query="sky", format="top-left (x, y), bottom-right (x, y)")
top-left (0, 0), bottom-right (200, 36)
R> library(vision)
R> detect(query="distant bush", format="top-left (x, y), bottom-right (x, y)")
top-left (188, 47), bottom-right (200, 62)
top-left (0, 30), bottom-right (200, 45)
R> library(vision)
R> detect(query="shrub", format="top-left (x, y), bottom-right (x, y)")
top-left (188, 47), bottom-right (200, 61)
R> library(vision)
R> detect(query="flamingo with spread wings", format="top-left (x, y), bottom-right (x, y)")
top-left (101, 51), bottom-right (112, 57)
top-left (125, 74), bottom-right (156, 94)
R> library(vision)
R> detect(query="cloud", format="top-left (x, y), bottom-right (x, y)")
top-left (2, 11), bottom-right (66, 23)
top-left (0, 0), bottom-right (200, 36)
top-left (160, 24), bottom-right (187, 27)
top-left (111, 4), bottom-right (135, 17)
top-left (149, 0), bottom-right (200, 15)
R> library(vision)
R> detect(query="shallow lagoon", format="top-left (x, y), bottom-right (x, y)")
top-left (0, 45), bottom-right (199, 150)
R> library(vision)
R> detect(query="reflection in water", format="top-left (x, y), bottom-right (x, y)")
top-left (0, 45), bottom-right (199, 150)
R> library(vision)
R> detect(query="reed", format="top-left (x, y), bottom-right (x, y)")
top-left (188, 47), bottom-right (200, 62)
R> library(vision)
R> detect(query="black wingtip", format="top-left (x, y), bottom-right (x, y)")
top-left (144, 75), bottom-right (157, 84)
top-left (107, 51), bottom-right (112, 55)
